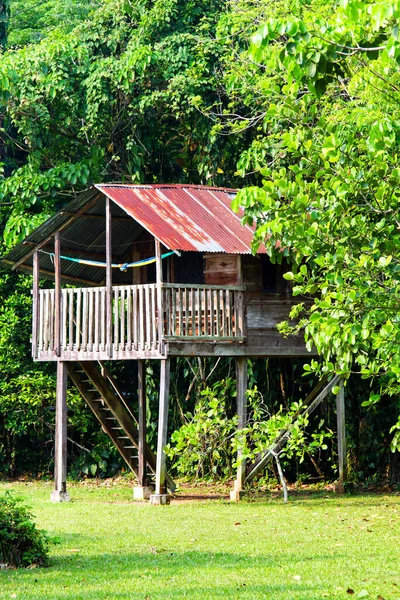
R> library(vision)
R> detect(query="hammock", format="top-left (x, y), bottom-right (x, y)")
top-left (40, 250), bottom-right (175, 272)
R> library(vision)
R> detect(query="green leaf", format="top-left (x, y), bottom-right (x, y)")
top-left (283, 272), bottom-right (295, 280)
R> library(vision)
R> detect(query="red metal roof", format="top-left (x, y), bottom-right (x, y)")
top-left (95, 184), bottom-right (265, 254)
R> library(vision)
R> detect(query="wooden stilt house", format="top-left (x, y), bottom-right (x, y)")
top-left (4, 184), bottom-right (343, 503)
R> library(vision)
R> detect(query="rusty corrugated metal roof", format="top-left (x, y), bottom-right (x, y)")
top-left (2, 184), bottom-right (265, 284)
top-left (95, 184), bottom-right (263, 254)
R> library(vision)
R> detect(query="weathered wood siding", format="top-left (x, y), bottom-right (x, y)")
top-left (204, 254), bottom-right (241, 286)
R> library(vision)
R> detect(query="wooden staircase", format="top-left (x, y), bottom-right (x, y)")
top-left (67, 361), bottom-right (176, 493)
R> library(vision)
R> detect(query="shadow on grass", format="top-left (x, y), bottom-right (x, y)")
top-left (1, 549), bottom-right (343, 600)
top-left (241, 488), bottom-right (400, 508)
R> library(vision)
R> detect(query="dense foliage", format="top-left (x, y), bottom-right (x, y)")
top-left (0, 0), bottom-right (398, 483)
top-left (222, 0), bottom-right (400, 448)
top-left (0, 491), bottom-right (49, 567)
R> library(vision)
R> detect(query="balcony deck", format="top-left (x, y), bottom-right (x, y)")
top-left (34, 283), bottom-right (246, 361)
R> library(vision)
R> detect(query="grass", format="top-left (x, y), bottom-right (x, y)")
top-left (0, 481), bottom-right (399, 600)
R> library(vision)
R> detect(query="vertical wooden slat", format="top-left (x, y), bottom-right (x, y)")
top-left (127, 286), bottom-right (132, 351)
top-left (184, 288), bottom-right (189, 336)
top-left (203, 288), bottom-right (207, 336)
top-left (221, 289), bottom-right (227, 337)
top-left (76, 289), bottom-right (81, 351)
top-left (139, 285), bottom-right (144, 351)
top-left (133, 285), bottom-right (138, 351)
top-left (213, 289), bottom-right (219, 336)
top-left (178, 288), bottom-right (183, 337)
top-left (204, 289), bottom-right (208, 336)
top-left (62, 289), bottom-right (67, 350)
top-left (113, 288), bottom-right (118, 351)
top-left (106, 197), bottom-right (113, 358)
top-left (210, 288), bottom-right (214, 337)
top-left (82, 289), bottom-right (88, 352)
top-left (50, 290), bottom-right (55, 351)
top-left (226, 289), bottom-right (232, 337)
top-left (145, 285), bottom-right (151, 350)
top-left (94, 288), bottom-right (100, 352)
top-left (100, 288), bottom-right (106, 351)
top-left (191, 287), bottom-right (195, 336)
top-left (68, 290), bottom-right (73, 350)
top-left (39, 289), bottom-right (44, 353)
top-left (32, 251), bottom-right (39, 358)
top-left (196, 288), bottom-right (201, 335)
top-left (171, 286), bottom-right (176, 336)
top-left (120, 286), bottom-right (126, 351)
top-left (44, 290), bottom-right (50, 350)
top-left (233, 290), bottom-right (237, 337)
top-left (165, 286), bottom-right (171, 336)
top-left (151, 285), bottom-right (157, 350)
top-left (88, 289), bottom-right (93, 352)
top-left (238, 290), bottom-right (245, 338)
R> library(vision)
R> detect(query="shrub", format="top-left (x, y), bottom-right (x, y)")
top-left (0, 491), bottom-right (49, 568)
top-left (165, 378), bottom-right (238, 480)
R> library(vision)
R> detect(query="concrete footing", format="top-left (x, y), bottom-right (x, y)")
top-left (334, 481), bottom-right (345, 495)
top-left (230, 490), bottom-right (245, 502)
top-left (50, 490), bottom-right (71, 503)
top-left (150, 494), bottom-right (171, 506)
top-left (133, 486), bottom-right (154, 501)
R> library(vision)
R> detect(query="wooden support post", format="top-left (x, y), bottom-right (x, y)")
top-left (106, 198), bottom-right (112, 358)
top-left (134, 360), bottom-right (153, 500)
top-left (32, 251), bottom-right (39, 359)
top-left (150, 358), bottom-right (171, 505)
top-left (230, 357), bottom-right (248, 502)
top-left (155, 239), bottom-right (164, 354)
top-left (138, 360), bottom-right (147, 485)
top-left (54, 232), bottom-right (61, 357)
top-left (51, 361), bottom-right (70, 502)
top-left (336, 378), bottom-right (347, 493)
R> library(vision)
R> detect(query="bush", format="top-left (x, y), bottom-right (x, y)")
top-left (0, 492), bottom-right (49, 567)
top-left (165, 379), bottom-right (238, 480)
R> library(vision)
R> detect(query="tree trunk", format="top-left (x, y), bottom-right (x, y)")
top-left (0, 0), bottom-right (9, 49)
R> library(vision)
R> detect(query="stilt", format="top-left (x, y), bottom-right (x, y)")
top-left (230, 357), bottom-right (248, 502)
top-left (336, 378), bottom-right (347, 494)
top-left (150, 358), bottom-right (171, 505)
top-left (51, 361), bottom-right (70, 502)
top-left (134, 360), bottom-right (153, 500)
top-left (32, 251), bottom-right (39, 359)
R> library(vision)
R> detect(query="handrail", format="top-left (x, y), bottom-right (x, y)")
top-left (162, 283), bottom-right (245, 291)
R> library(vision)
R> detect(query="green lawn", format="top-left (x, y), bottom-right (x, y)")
top-left (0, 481), bottom-right (399, 600)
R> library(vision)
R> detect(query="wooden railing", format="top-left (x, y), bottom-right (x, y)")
top-left (34, 283), bottom-right (245, 358)
top-left (162, 284), bottom-right (245, 340)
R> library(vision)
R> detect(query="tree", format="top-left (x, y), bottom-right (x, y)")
top-left (0, 0), bottom-right (9, 48)
top-left (8, 0), bottom-right (99, 47)
top-left (224, 0), bottom-right (400, 446)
